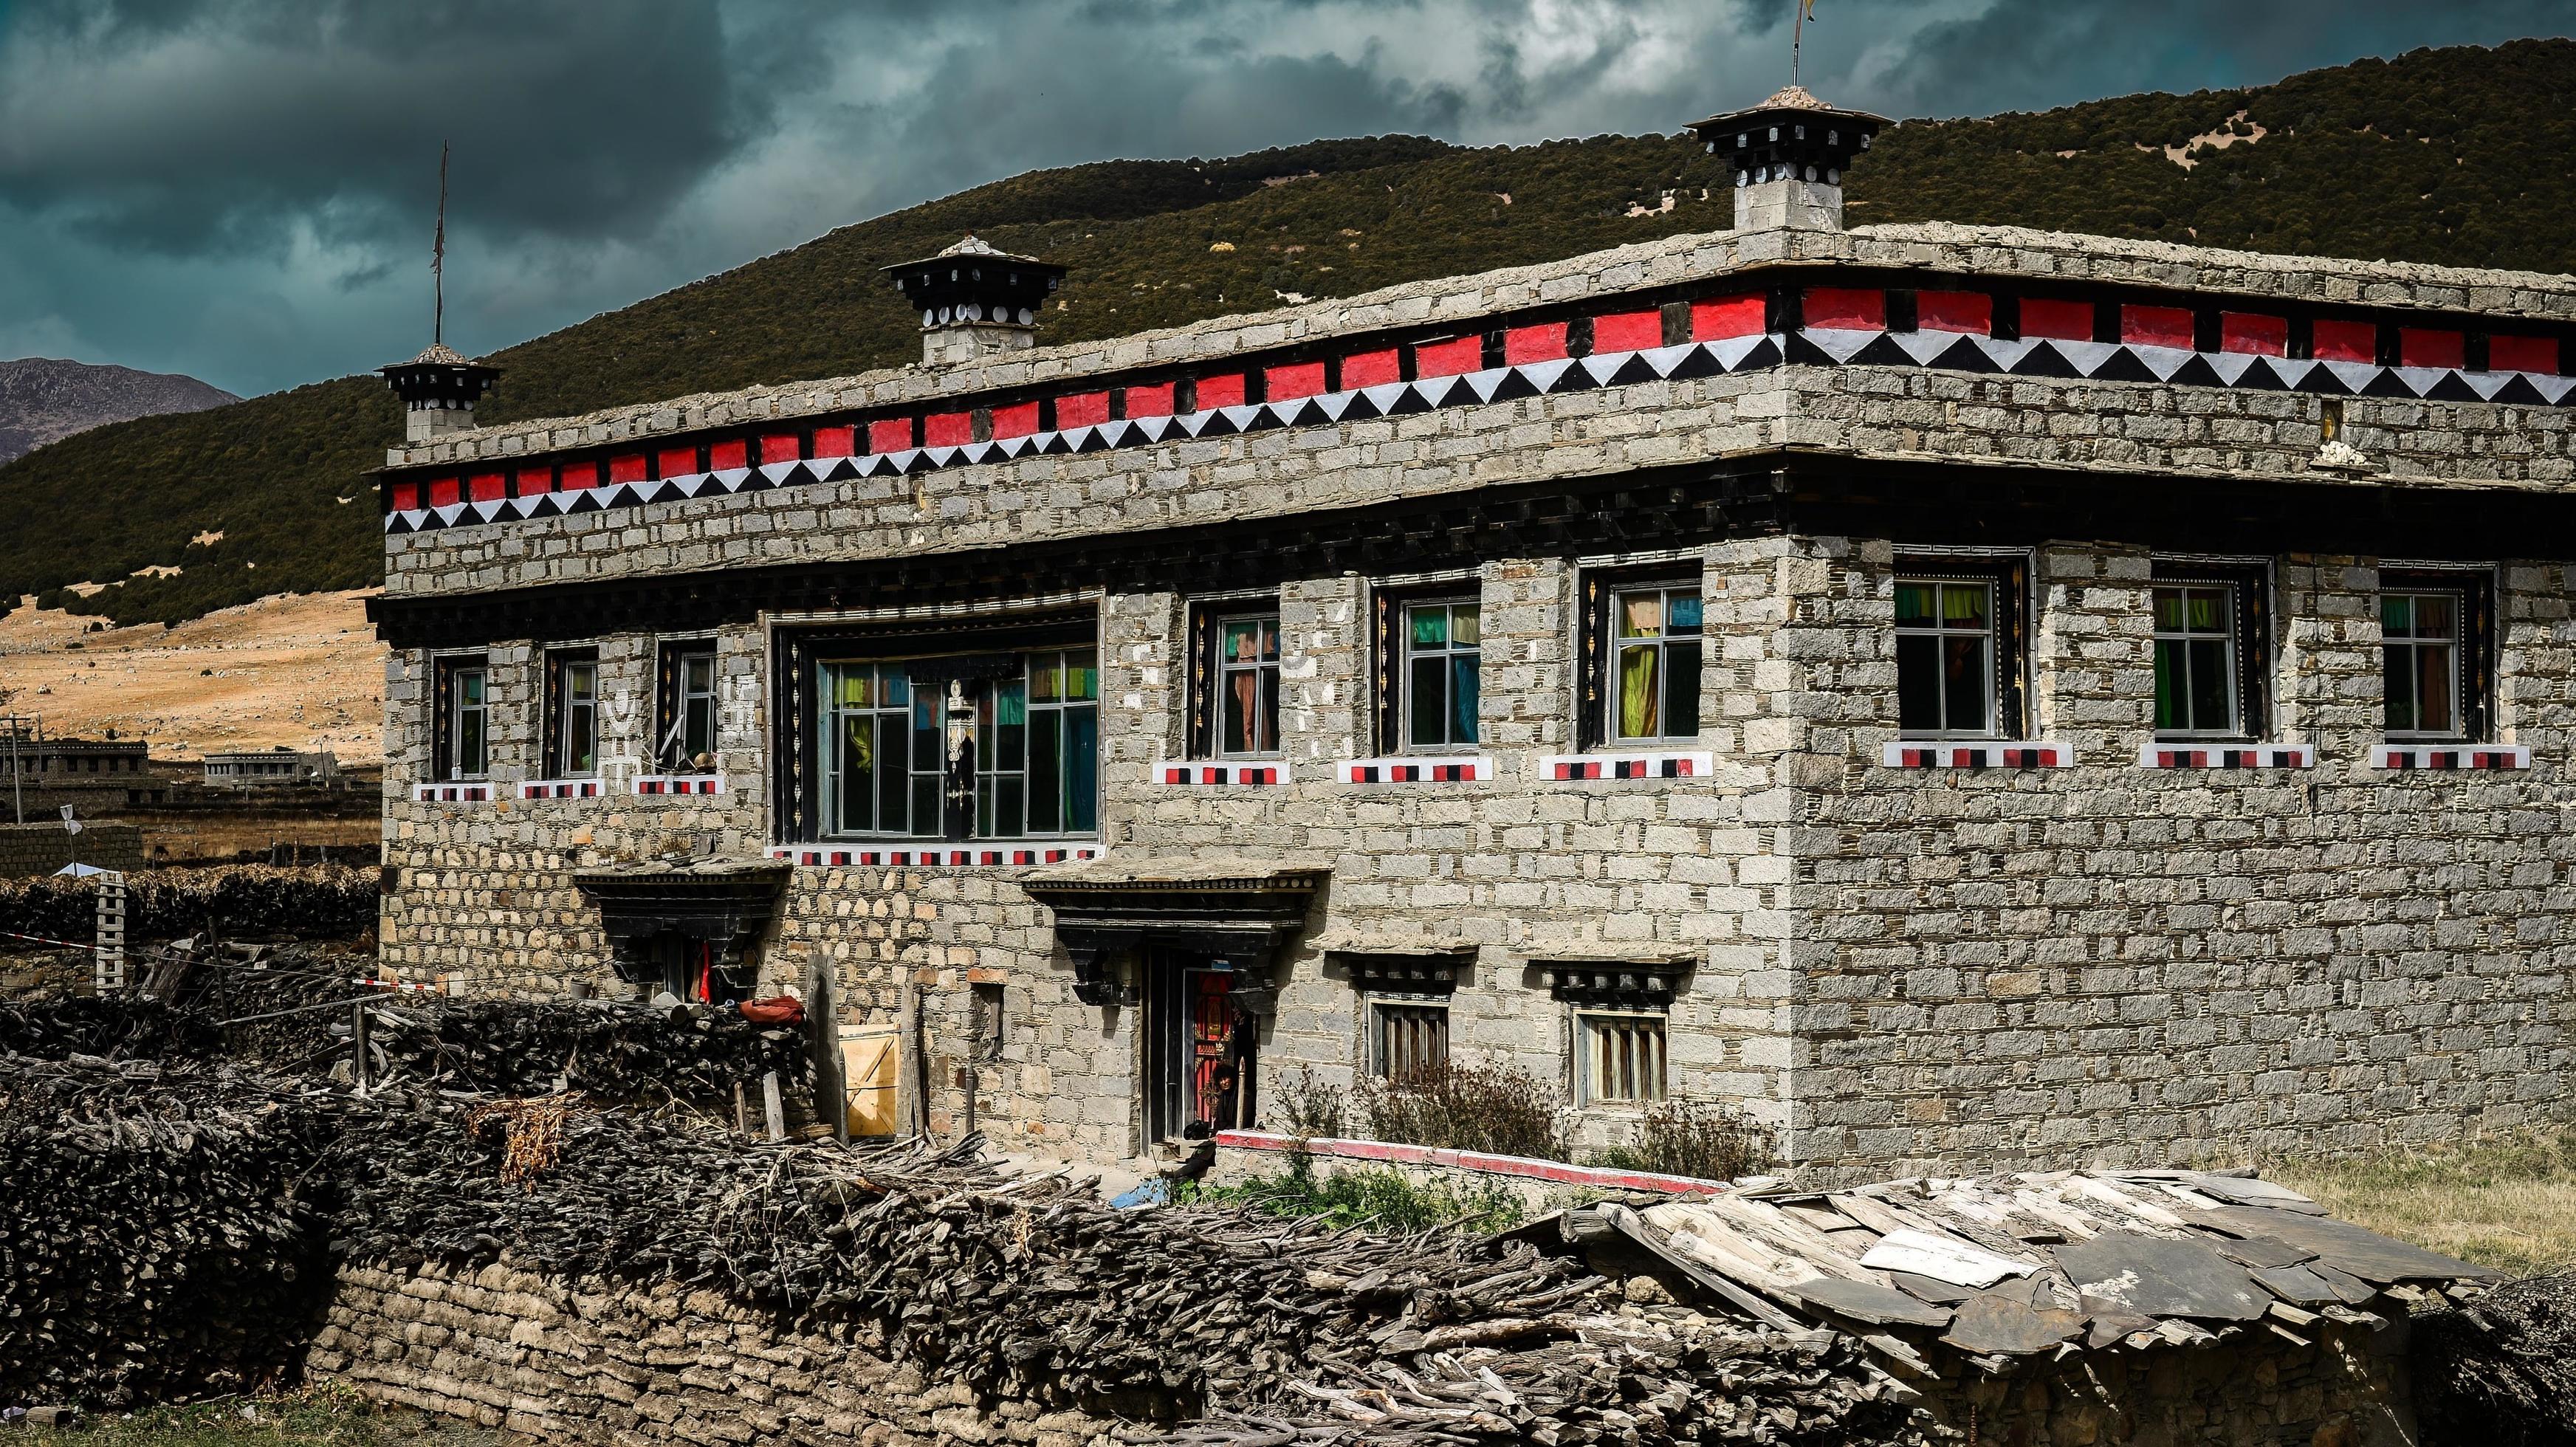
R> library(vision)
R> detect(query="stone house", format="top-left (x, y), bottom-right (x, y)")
top-left (368, 89), bottom-right (2576, 1177)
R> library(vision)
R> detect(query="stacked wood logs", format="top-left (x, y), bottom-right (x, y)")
top-left (0, 1056), bottom-right (344, 1406)
top-left (0, 864), bottom-right (376, 945)
top-left (2412, 1271), bottom-right (2576, 1446)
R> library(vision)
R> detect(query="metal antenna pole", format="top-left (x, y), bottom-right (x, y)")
top-left (433, 140), bottom-right (450, 347)
top-left (6, 715), bottom-right (22, 825)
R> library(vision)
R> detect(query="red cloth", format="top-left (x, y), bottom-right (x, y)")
top-left (2120, 306), bottom-right (2193, 349)
top-left (2220, 313), bottom-right (2288, 357)
top-left (388, 481), bottom-right (419, 511)
top-left (739, 996), bottom-right (806, 1025)
top-left (760, 433), bottom-right (802, 464)
top-left (512, 467), bottom-right (553, 496)
top-left (559, 461), bottom-right (600, 490)
top-left (989, 400), bottom-right (1040, 439)
top-left (658, 445), bottom-right (699, 477)
top-left (1123, 382), bottom-right (1176, 418)
top-left (425, 476), bottom-right (461, 507)
top-left (2490, 335), bottom-right (2560, 374)
top-left (1591, 310), bottom-right (1663, 353)
top-left (468, 472), bottom-right (506, 502)
top-left (2400, 328), bottom-right (2464, 370)
top-left (923, 411), bottom-right (972, 447)
top-left (867, 418), bottom-right (913, 453)
top-left (1192, 374), bottom-right (1246, 410)
top-left (1341, 348), bottom-right (1401, 388)
top-left (2312, 320), bottom-right (2376, 362)
top-left (1413, 336), bottom-right (1483, 378)
top-left (1265, 360), bottom-right (1326, 400)
top-left (811, 425), bottom-right (855, 458)
top-left (707, 439), bottom-right (748, 471)
top-left (1054, 391), bottom-right (1110, 427)
top-left (608, 454), bottom-right (648, 484)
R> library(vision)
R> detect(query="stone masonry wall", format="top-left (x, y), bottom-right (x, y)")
top-left (1771, 537), bottom-right (2575, 1175)
top-left (311, 1259), bottom-right (1131, 1447)
top-left (0, 820), bottom-right (143, 878)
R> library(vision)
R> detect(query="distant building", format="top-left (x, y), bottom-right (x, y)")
top-left (370, 83), bottom-right (2576, 1175)
top-left (202, 748), bottom-right (340, 787)
top-left (1, 734), bottom-right (151, 778)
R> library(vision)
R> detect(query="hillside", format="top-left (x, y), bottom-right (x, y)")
top-left (4, 38), bottom-right (2575, 630)
top-left (0, 358), bottom-right (234, 465)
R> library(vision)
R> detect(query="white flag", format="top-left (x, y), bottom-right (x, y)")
top-left (59, 804), bottom-right (82, 836)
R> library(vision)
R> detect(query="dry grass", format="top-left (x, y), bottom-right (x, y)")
top-left (2267, 1125), bottom-right (2576, 1277)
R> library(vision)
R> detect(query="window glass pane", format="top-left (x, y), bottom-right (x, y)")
top-left (1449, 605), bottom-right (1480, 647)
top-left (991, 777), bottom-right (1025, 838)
top-left (1223, 619), bottom-right (1263, 661)
top-left (995, 679), bottom-right (1027, 770)
top-left (1409, 605), bottom-right (1446, 647)
top-left (1062, 707), bottom-right (1099, 832)
top-left (1663, 639), bottom-right (1701, 738)
top-left (1028, 709), bottom-right (1062, 834)
top-left (2186, 590), bottom-right (2228, 635)
top-left (1065, 650), bottom-right (1099, 701)
top-left (1258, 668), bottom-right (1280, 753)
top-left (2187, 638), bottom-right (2232, 732)
top-left (882, 673), bottom-right (909, 706)
top-left (2414, 643), bottom-right (2456, 734)
top-left (1450, 653), bottom-right (1480, 745)
top-left (2381, 594), bottom-right (2413, 638)
top-left (457, 705), bottom-right (486, 777)
top-left (2154, 639), bottom-right (2185, 732)
top-left (1029, 654), bottom-right (1060, 703)
top-left (1894, 582), bottom-right (1934, 626)
top-left (2154, 587), bottom-right (2185, 633)
top-left (1942, 636), bottom-right (1989, 732)
top-left (1618, 645), bottom-right (1658, 738)
top-left (2413, 594), bottom-right (2456, 640)
top-left (834, 664), bottom-right (870, 707)
top-left (1897, 636), bottom-right (1940, 731)
top-left (836, 713), bottom-right (873, 833)
top-left (912, 690), bottom-right (941, 771)
top-left (2383, 646), bottom-right (2417, 734)
top-left (1222, 671), bottom-right (1256, 755)
top-left (910, 776), bottom-right (941, 836)
top-left (1668, 592), bottom-right (1703, 635)
top-left (1408, 656), bottom-right (1447, 747)
top-left (877, 715), bottom-right (907, 834)
top-left (1620, 592), bottom-right (1663, 639)
top-left (459, 671), bottom-right (484, 707)
top-left (1941, 582), bottom-right (1989, 630)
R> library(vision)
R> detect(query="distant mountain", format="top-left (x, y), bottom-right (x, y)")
top-left (0, 358), bottom-right (236, 466)
top-left (4, 38), bottom-right (2574, 628)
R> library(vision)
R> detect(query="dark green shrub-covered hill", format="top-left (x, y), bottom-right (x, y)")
top-left (6, 39), bottom-right (2573, 628)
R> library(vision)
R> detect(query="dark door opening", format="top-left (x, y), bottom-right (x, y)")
top-left (1147, 950), bottom-right (1257, 1141)
top-left (639, 931), bottom-right (753, 1006)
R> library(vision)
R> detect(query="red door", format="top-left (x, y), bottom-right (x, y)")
top-left (1186, 968), bottom-right (1234, 1129)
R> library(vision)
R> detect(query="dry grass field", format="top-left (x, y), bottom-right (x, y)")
top-left (0, 591), bottom-right (384, 762)
top-left (2270, 1126), bottom-right (2576, 1277)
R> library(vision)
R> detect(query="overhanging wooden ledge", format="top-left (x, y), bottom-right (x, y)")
top-left (1017, 855), bottom-right (1331, 1007)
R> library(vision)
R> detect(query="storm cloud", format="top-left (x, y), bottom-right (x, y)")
top-left (1, 0), bottom-right (2570, 397)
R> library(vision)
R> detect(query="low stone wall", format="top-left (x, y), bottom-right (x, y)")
top-left (0, 820), bottom-right (141, 879)
top-left (311, 1259), bottom-right (1140, 1447)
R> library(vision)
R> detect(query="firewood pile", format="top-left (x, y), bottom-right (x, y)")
top-left (0, 1054), bottom-right (345, 1406)
top-left (2411, 1271), bottom-right (2576, 1446)
top-left (0, 864), bottom-right (376, 944)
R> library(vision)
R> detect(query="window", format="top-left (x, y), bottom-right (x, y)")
top-left (815, 651), bottom-right (1099, 840)
top-left (1609, 583), bottom-right (1703, 743)
top-left (1401, 598), bottom-right (1481, 751)
top-left (434, 657), bottom-right (489, 781)
top-left (1576, 1012), bottom-right (1666, 1105)
top-left (1217, 615), bottom-right (1282, 757)
top-left (547, 652), bottom-right (600, 777)
top-left (2380, 571), bottom-right (2496, 743)
top-left (1895, 577), bottom-right (1999, 736)
top-left (656, 643), bottom-right (719, 769)
top-left (1189, 605), bottom-right (1281, 759)
top-left (2149, 566), bottom-right (2268, 740)
top-left (1370, 1001), bottom-right (1449, 1079)
top-left (2153, 585), bottom-right (2240, 737)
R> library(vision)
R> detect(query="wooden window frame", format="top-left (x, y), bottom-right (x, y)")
top-left (2380, 568), bottom-right (2496, 742)
top-left (1893, 554), bottom-right (2029, 740)
top-left (2149, 562), bottom-right (2271, 741)
top-left (1373, 586), bottom-right (1484, 755)
top-left (543, 647), bottom-right (602, 779)
top-left (430, 653), bottom-right (490, 783)
top-left (654, 638), bottom-right (721, 771)
top-left (1579, 568), bottom-right (1706, 751)
top-left (1186, 596), bottom-right (1283, 760)
top-left (1574, 1010), bottom-right (1668, 1107)
top-left (1367, 999), bottom-right (1451, 1081)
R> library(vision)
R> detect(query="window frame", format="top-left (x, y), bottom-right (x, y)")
top-left (543, 648), bottom-right (602, 779)
top-left (1367, 998), bottom-right (1451, 1081)
top-left (1892, 555), bottom-right (2029, 740)
top-left (1573, 1009), bottom-right (1669, 1107)
top-left (1580, 571), bottom-right (1706, 749)
top-left (654, 638), bottom-right (721, 770)
top-left (811, 650), bottom-right (1101, 843)
top-left (1186, 597), bottom-right (1284, 760)
top-left (430, 653), bottom-right (490, 783)
top-left (1373, 587), bottom-right (1484, 755)
top-left (2380, 568), bottom-right (2496, 742)
top-left (2149, 562), bottom-right (2271, 742)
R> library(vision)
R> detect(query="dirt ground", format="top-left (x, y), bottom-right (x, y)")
top-left (0, 591), bottom-right (385, 762)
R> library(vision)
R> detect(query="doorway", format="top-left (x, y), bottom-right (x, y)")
top-left (1146, 951), bottom-right (1257, 1141)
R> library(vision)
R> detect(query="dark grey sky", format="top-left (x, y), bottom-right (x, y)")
top-left (2, 0), bottom-right (2569, 398)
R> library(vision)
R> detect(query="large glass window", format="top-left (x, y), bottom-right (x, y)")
top-left (1217, 615), bottom-right (1280, 757)
top-left (2383, 591), bottom-right (2463, 738)
top-left (2152, 584), bottom-right (2240, 737)
top-left (1611, 585), bottom-right (1703, 743)
top-left (1403, 599), bottom-right (1481, 751)
top-left (552, 656), bottom-right (599, 777)
top-left (818, 650), bottom-right (1098, 839)
top-left (444, 664), bottom-right (489, 780)
top-left (1895, 578), bottom-right (1996, 737)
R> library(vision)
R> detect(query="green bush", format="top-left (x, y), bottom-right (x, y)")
top-left (1355, 1059), bottom-right (1572, 1163)
top-left (1592, 1097), bottom-right (1778, 1183)
top-left (1191, 1151), bottom-right (1525, 1234)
